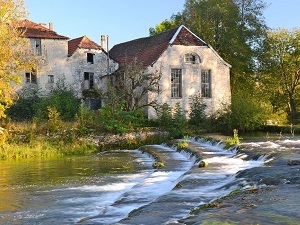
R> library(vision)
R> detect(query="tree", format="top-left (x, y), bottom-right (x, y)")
top-left (149, 14), bottom-right (182, 36)
top-left (260, 29), bottom-right (300, 120)
top-left (151, 0), bottom-right (268, 94)
top-left (113, 59), bottom-right (162, 112)
top-left (0, 0), bottom-right (33, 118)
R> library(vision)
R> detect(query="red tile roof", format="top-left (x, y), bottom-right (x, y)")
top-left (109, 25), bottom-right (208, 67)
top-left (18, 19), bottom-right (69, 39)
top-left (68, 36), bottom-right (103, 56)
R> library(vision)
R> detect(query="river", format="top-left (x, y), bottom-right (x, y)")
top-left (0, 137), bottom-right (274, 224)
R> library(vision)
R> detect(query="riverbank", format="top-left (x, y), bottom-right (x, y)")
top-left (179, 134), bottom-right (300, 225)
top-left (0, 124), bottom-right (170, 159)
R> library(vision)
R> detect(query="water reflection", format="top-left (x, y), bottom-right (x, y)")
top-left (0, 151), bottom-right (147, 214)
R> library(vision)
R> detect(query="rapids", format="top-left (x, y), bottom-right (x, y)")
top-left (0, 137), bottom-right (278, 224)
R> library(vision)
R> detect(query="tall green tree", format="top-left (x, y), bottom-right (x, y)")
top-left (150, 0), bottom-right (268, 93)
top-left (0, 0), bottom-right (32, 118)
top-left (149, 14), bottom-right (182, 36)
top-left (181, 0), bottom-right (267, 91)
top-left (259, 29), bottom-right (300, 120)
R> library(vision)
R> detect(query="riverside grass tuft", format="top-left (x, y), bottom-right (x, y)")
top-left (0, 121), bottom-right (98, 160)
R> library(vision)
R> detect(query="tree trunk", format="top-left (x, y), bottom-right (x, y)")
top-left (288, 93), bottom-right (298, 120)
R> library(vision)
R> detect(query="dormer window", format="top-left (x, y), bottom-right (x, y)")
top-left (87, 53), bottom-right (94, 64)
top-left (185, 53), bottom-right (200, 64)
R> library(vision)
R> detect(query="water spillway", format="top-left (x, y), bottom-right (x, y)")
top-left (0, 138), bottom-right (273, 225)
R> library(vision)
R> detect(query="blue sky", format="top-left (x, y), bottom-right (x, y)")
top-left (25, 0), bottom-right (300, 49)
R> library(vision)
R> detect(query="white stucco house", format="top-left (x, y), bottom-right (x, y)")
top-left (109, 25), bottom-right (231, 119)
top-left (17, 21), bottom-right (231, 118)
top-left (17, 20), bottom-right (116, 110)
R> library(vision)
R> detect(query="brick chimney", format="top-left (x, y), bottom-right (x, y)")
top-left (49, 22), bottom-right (53, 30)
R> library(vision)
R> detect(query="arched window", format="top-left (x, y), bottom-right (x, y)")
top-left (185, 53), bottom-right (200, 64)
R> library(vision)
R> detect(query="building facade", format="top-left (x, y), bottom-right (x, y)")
top-left (110, 25), bottom-right (231, 119)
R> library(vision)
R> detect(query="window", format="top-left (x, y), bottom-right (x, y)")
top-left (87, 53), bottom-right (94, 64)
top-left (171, 69), bottom-right (182, 98)
top-left (30, 38), bottom-right (41, 55)
top-left (48, 75), bottom-right (54, 83)
top-left (83, 72), bottom-right (94, 89)
top-left (25, 70), bottom-right (37, 84)
top-left (201, 70), bottom-right (211, 98)
top-left (185, 53), bottom-right (200, 64)
top-left (90, 99), bottom-right (102, 110)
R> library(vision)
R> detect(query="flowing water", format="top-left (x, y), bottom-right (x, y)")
top-left (0, 138), bottom-right (278, 224)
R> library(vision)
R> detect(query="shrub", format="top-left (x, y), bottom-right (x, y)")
top-left (214, 92), bottom-right (272, 133)
top-left (189, 93), bottom-right (207, 127)
top-left (97, 104), bottom-right (145, 134)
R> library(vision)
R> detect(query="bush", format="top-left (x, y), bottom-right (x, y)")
top-left (97, 104), bottom-right (146, 134)
top-left (214, 92), bottom-right (272, 133)
top-left (156, 103), bottom-right (187, 138)
top-left (7, 86), bottom-right (41, 121)
top-left (188, 93), bottom-right (207, 132)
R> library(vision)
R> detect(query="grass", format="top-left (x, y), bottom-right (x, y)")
top-left (0, 121), bottom-right (170, 160)
top-left (0, 121), bottom-right (99, 160)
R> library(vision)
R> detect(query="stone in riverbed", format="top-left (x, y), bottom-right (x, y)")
top-left (199, 160), bottom-right (208, 167)
top-left (287, 159), bottom-right (300, 166)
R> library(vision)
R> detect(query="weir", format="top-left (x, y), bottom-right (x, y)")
top-left (0, 138), bottom-right (275, 225)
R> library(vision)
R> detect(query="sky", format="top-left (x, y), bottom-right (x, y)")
top-left (25, 0), bottom-right (300, 49)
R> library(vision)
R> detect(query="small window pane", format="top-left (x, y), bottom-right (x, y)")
top-left (171, 69), bottom-right (182, 98)
top-left (48, 75), bottom-right (54, 83)
top-left (201, 70), bottom-right (211, 98)
top-left (185, 53), bottom-right (199, 63)
top-left (25, 72), bottom-right (31, 83)
top-left (87, 53), bottom-right (94, 64)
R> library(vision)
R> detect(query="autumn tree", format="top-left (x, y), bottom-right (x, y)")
top-left (0, 0), bottom-right (32, 118)
top-left (259, 29), bottom-right (300, 121)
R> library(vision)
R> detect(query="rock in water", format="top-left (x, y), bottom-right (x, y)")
top-left (287, 159), bottom-right (300, 166)
top-left (199, 160), bottom-right (208, 167)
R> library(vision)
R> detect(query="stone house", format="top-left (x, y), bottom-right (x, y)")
top-left (17, 20), bottom-right (116, 110)
top-left (109, 25), bottom-right (231, 119)
top-left (17, 21), bottom-right (230, 118)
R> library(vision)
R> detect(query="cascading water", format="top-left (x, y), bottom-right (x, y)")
top-left (0, 137), bottom-right (277, 225)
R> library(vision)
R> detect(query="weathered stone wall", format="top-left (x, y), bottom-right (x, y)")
top-left (19, 38), bottom-right (118, 99)
top-left (84, 129), bottom-right (170, 150)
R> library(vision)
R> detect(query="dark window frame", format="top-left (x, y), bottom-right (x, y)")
top-left (171, 68), bottom-right (182, 98)
top-left (30, 38), bottom-right (42, 55)
top-left (87, 53), bottom-right (94, 64)
top-left (84, 72), bottom-right (94, 89)
top-left (25, 70), bottom-right (37, 84)
top-left (185, 53), bottom-right (200, 64)
top-left (201, 69), bottom-right (212, 98)
top-left (48, 75), bottom-right (54, 83)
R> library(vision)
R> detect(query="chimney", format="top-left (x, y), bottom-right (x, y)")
top-left (39, 22), bottom-right (47, 27)
top-left (49, 22), bottom-right (53, 30)
top-left (101, 35), bottom-right (106, 51)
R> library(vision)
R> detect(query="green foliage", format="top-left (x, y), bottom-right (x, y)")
top-left (156, 103), bottom-right (187, 138)
top-left (47, 106), bottom-right (61, 132)
top-left (152, 161), bottom-right (165, 168)
top-left (188, 93), bottom-right (207, 130)
top-left (149, 17), bottom-right (181, 36)
top-left (215, 92), bottom-right (272, 132)
top-left (259, 28), bottom-right (300, 120)
top-left (7, 82), bottom-right (81, 122)
top-left (97, 103), bottom-right (145, 134)
top-left (225, 129), bottom-right (240, 148)
top-left (177, 139), bottom-right (189, 150)
top-left (47, 87), bottom-right (81, 120)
